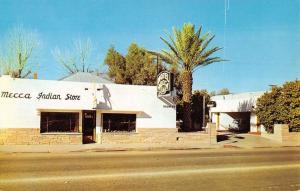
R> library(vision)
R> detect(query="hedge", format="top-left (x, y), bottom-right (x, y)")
top-left (255, 80), bottom-right (300, 132)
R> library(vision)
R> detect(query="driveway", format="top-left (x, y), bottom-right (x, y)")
top-left (217, 132), bottom-right (282, 148)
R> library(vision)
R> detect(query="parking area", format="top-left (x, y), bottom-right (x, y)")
top-left (217, 132), bottom-right (282, 148)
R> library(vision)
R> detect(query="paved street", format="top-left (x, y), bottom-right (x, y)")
top-left (0, 148), bottom-right (300, 191)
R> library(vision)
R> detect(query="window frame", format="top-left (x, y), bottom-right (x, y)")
top-left (102, 113), bottom-right (136, 133)
top-left (40, 112), bottom-right (80, 133)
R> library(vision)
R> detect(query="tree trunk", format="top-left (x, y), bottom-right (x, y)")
top-left (181, 70), bottom-right (193, 131)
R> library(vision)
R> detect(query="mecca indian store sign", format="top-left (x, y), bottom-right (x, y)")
top-left (0, 91), bottom-right (81, 101)
top-left (1, 71), bottom-right (174, 100)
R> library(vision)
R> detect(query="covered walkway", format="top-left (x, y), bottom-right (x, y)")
top-left (210, 92), bottom-right (264, 133)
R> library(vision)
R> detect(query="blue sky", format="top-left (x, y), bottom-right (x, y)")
top-left (0, 0), bottom-right (299, 93)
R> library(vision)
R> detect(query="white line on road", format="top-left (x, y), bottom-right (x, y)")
top-left (1, 163), bottom-right (300, 184)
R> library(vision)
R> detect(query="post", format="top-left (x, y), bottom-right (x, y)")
top-left (202, 95), bottom-right (205, 129)
top-left (207, 123), bottom-right (217, 144)
top-left (96, 110), bottom-right (102, 144)
top-left (157, 55), bottom-right (159, 78)
top-left (274, 124), bottom-right (289, 143)
top-left (216, 113), bottom-right (220, 130)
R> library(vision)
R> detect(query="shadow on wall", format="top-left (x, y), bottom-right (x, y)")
top-left (137, 111), bottom-right (152, 118)
top-left (97, 85), bottom-right (112, 110)
top-left (96, 85), bottom-right (152, 119)
top-left (237, 99), bottom-right (255, 112)
top-left (158, 96), bottom-right (176, 110)
top-left (226, 112), bottom-right (251, 133)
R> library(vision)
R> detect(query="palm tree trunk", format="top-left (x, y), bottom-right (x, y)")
top-left (181, 70), bottom-right (193, 131)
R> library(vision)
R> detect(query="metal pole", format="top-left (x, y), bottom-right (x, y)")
top-left (157, 55), bottom-right (159, 78)
top-left (203, 95), bottom-right (205, 129)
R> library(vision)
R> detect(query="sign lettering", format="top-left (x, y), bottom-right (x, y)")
top-left (1, 91), bottom-right (32, 99)
top-left (1, 91), bottom-right (81, 101)
top-left (65, 94), bottom-right (80, 100)
top-left (37, 92), bottom-right (61, 100)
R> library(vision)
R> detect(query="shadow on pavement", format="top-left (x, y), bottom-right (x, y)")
top-left (217, 134), bottom-right (230, 142)
top-left (234, 136), bottom-right (245, 139)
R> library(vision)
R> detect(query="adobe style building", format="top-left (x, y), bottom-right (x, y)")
top-left (0, 73), bottom-right (178, 144)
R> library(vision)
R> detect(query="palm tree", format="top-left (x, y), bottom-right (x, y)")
top-left (150, 23), bottom-right (224, 131)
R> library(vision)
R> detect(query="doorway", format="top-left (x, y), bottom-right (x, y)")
top-left (82, 110), bottom-right (96, 144)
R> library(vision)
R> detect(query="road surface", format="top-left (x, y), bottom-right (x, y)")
top-left (0, 148), bottom-right (300, 191)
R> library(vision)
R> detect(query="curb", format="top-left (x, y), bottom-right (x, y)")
top-left (1, 144), bottom-right (299, 153)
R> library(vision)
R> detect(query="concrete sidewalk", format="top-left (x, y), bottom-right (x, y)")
top-left (216, 133), bottom-right (285, 148)
top-left (1, 133), bottom-right (297, 153)
top-left (0, 143), bottom-right (222, 153)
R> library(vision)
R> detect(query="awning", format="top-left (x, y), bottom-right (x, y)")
top-left (97, 109), bottom-right (150, 118)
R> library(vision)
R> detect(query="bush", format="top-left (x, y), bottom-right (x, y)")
top-left (255, 80), bottom-right (300, 132)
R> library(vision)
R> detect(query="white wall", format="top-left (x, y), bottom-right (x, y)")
top-left (250, 113), bottom-right (258, 132)
top-left (0, 76), bottom-right (176, 130)
top-left (210, 92), bottom-right (264, 113)
top-left (211, 113), bottom-right (236, 130)
top-left (100, 83), bottom-right (176, 128)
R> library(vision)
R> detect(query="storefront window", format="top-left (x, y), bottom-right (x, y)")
top-left (103, 113), bottom-right (136, 132)
top-left (40, 112), bottom-right (79, 133)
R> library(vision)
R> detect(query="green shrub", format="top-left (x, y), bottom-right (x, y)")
top-left (256, 80), bottom-right (300, 132)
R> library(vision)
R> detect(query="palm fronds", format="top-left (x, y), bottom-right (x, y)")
top-left (149, 23), bottom-right (225, 73)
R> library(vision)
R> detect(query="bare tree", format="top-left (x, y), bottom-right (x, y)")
top-left (0, 26), bottom-right (39, 78)
top-left (52, 38), bottom-right (93, 74)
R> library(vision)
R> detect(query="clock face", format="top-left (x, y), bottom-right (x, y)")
top-left (157, 72), bottom-right (171, 95)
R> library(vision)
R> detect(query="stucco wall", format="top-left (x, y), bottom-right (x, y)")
top-left (211, 112), bottom-right (251, 132)
top-left (261, 124), bottom-right (300, 146)
top-left (210, 92), bottom-right (264, 113)
top-left (0, 76), bottom-right (176, 131)
top-left (211, 113), bottom-right (235, 130)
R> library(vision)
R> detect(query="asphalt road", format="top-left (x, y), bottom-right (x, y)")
top-left (0, 148), bottom-right (300, 191)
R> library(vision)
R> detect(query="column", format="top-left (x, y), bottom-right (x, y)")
top-left (216, 113), bottom-right (220, 131)
top-left (95, 110), bottom-right (102, 144)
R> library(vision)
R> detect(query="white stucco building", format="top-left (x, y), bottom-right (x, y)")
top-left (0, 74), bottom-right (177, 144)
top-left (210, 92), bottom-right (265, 133)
